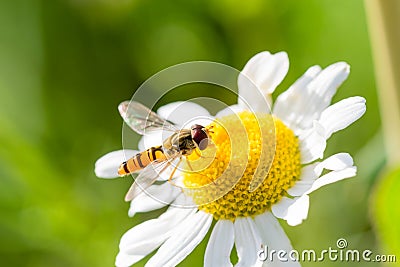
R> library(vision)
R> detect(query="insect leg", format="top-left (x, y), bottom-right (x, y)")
top-left (186, 158), bottom-right (217, 186)
top-left (168, 157), bottom-right (182, 183)
top-left (193, 148), bottom-right (218, 160)
top-left (186, 157), bottom-right (195, 172)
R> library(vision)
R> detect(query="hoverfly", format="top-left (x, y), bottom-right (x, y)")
top-left (118, 101), bottom-right (212, 201)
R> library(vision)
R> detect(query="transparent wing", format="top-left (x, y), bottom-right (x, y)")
top-left (119, 100), bottom-right (178, 135)
top-left (124, 157), bottom-right (180, 201)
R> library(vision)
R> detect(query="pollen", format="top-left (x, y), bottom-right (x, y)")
top-left (182, 111), bottom-right (301, 220)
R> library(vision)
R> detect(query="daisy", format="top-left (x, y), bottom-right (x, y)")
top-left (95, 51), bottom-right (366, 267)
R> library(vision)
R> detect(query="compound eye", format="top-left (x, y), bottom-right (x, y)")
top-left (191, 125), bottom-right (208, 150)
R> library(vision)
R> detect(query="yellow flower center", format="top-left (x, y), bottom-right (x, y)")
top-left (182, 111), bottom-right (301, 220)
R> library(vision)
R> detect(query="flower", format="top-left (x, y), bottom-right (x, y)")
top-left (95, 51), bottom-right (366, 267)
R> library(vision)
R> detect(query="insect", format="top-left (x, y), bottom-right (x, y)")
top-left (118, 100), bottom-right (212, 201)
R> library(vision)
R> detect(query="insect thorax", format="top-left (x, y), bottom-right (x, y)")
top-left (163, 130), bottom-right (196, 157)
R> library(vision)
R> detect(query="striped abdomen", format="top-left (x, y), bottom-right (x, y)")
top-left (118, 146), bottom-right (167, 176)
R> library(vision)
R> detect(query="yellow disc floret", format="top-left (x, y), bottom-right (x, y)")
top-left (183, 111), bottom-right (301, 220)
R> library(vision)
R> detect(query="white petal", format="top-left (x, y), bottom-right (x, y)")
top-left (157, 101), bottom-right (210, 127)
top-left (116, 205), bottom-right (196, 267)
top-left (215, 104), bottom-right (245, 118)
top-left (273, 62), bottom-right (349, 133)
top-left (272, 196), bottom-right (309, 226)
top-left (146, 211), bottom-right (213, 267)
top-left (234, 217), bottom-right (263, 267)
top-left (314, 152), bottom-right (354, 175)
top-left (237, 73), bottom-right (272, 113)
top-left (254, 212), bottom-right (300, 267)
top-left (306, 166), bottom-right (357, 195)
top-left (128, 183), bottom-right (182, 217)
top-left (273, 65), bottom-right (321, 130)
top-left (115, 252), bottom-right (142, 267)
top-left (286, 163), bottom-right (319, 197)
top-left (284, 195), bottom-right (310, 226)
top-left (273, 154), bottom-right (355, 228)
top-left (271, 197), bottom-right (295, 219)
top-left (237, 51), bottom-right (288, 113)
top-left (318, 96), bottom-right (366, 139)
top-left (169, 192), bottom-right (196, 208)
top-left (204, 220), bottom-right (234, 267)
top-left (94, 150), bottom-right (138, 178)
top-left (241, 51), bottom-right (289, 95)
top-left (299, 121), bottom-right (327, 164)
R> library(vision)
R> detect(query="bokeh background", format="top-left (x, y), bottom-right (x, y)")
top-left (1, 0), bottom-right (398, 266)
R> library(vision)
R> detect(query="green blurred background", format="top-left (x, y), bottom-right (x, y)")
top-left (0, 0), bottom-right (395, 266)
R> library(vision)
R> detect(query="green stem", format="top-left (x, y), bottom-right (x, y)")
top-left (365, 0), bottom-right (400, 167)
